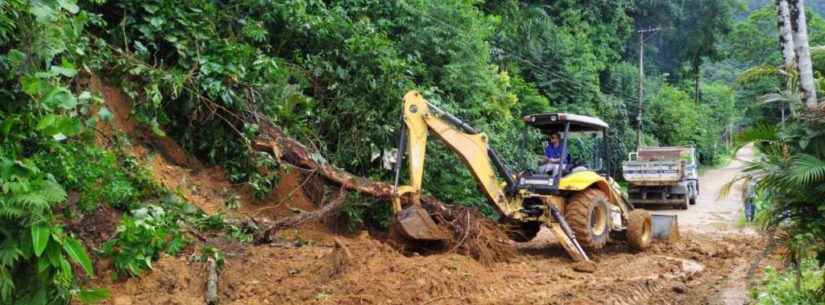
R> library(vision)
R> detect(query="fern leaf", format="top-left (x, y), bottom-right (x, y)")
top-left (35, 179), bottom-right (67, 204)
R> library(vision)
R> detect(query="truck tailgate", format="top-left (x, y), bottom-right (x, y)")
top-left (622, 161), bottom-right (683, 185)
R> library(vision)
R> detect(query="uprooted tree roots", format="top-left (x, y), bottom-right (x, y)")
top-left (429, 205), bottom-right (517, 265)
top-left (381, 198), bottom-right (516, 265)
top-left (247, 112), bottom-right (516, 264)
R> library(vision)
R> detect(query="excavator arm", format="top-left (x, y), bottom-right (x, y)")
top-left (393, 91), bottom-right (520, 217)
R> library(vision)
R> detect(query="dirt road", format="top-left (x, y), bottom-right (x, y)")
top-left (655, 144), bottom-right (756, 234)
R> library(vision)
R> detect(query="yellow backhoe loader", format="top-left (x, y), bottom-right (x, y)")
top-left (391, 91), bottom-right (669, 261)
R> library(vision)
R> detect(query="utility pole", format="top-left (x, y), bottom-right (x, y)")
top-left (637, 27), bottom-right (659, 149)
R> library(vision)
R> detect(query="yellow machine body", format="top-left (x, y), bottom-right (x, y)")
top-left (393, 91), bottom-right (634, 262)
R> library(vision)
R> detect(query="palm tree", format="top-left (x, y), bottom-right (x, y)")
top-left (726, 120), bottom-right (825, 296)
top-left (777, 0), bottom-right (796, 71)
top-left (787, 0), bottom-right (818, 110)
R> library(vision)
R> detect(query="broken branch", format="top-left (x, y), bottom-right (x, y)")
top-left (257, 187), bottom-right (348, 243)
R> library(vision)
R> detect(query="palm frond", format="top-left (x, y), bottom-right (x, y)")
top-left (735, 124), bottom-right (781, 152)
top-left (788, 154), bottom-right (825, 186)
top-left (719, 173), bottom-right (752, 199)
top-left (760, 92), bottom-right (801, 106)
top-left (736, 64), bottom-right (781, 85)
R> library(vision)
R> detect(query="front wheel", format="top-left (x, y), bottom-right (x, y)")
top-left (627, 209), bottom-right (652, 250)
top-left (566, 189), bottom-right (611, 249)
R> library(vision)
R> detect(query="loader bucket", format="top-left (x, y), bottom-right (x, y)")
top-left (650, 214), bottom-right (680, 241)
top-left (396, 205), bottom-right (450, 241)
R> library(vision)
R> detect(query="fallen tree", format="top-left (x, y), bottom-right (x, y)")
top-left (256, 187), bottom-right (348, 243)
top-left (91, 77), bottom-right (514, 264)
top-left (249, 113), bottom-right (515, 264)
top-left (251, 113), bottom-right (396, 199)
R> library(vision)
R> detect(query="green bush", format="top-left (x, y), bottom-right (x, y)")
top-left (753, 259), bottom-right (824, 305)
top-left (101, 205), bottom-right (187, 279)
top-left (0, 157), bottom-right (107, 304)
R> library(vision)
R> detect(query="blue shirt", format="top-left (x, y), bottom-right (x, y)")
top-left (545, 143), bottom-right (570, 163)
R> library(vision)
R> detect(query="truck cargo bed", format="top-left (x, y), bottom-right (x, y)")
top-left (622, 160), bottom-right (683, 186)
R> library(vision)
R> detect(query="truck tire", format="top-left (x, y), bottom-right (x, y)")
top-left (566, 189), bottom-right (610, 249)
top-left (689, 182), bottom-right (698, 205)
top-left (679, 196), bottom-right (689, 210)
top-left (627, 209), bottom-right (653, 250)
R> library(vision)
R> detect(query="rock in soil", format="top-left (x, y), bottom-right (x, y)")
top-left (571, 261), bottom-right (598, 273)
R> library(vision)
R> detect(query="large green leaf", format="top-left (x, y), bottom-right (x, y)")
top-left (62, 237), bottom-right (93, 276)
top-left (42, 87), bottom-right (77, 110)
top-left (35, 114), bottom-right (82, 140)
top-left (31, 226), bottom-right (50, 257)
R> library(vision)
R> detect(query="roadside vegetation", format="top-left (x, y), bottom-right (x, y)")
top-left (725, 1), bottom-right (825, 303)
top-left (1, 0), bottom-right (824, 304)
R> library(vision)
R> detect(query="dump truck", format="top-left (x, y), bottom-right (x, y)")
top-left (391, 91), bottom-right (678, 261)
top-left (622, 146), bottom-right (699, 210)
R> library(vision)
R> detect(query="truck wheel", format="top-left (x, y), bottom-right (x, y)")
top-left (680, 196), bottom-right (689, 210)
top-left (627, 209), bottom-right (652, 250)
top-left (566, 189), bottom-right (610, 249)
top-left (499, 218), bottom-right (540, 242)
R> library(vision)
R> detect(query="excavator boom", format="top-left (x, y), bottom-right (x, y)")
top-left (393, 91), bottom-right (519, 216)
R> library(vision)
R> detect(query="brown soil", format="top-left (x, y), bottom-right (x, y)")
top-left (88, 232), bottom-right (764, 305)
top-left (65, 197), bottom-right (121, 252)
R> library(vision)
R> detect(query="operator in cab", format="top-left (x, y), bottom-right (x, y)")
top-left (538, 132), bottom-right (570, 176)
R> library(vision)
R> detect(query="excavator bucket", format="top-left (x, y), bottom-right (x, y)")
top-left (650, 214), bottom-right (680, 241)
top-left (396, 205), bottom-right (450, 241)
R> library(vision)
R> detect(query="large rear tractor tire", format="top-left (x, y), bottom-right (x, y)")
top-left (627, 209), bottom-right (653, 250)
top-left (566, 189), bottom-right (611, 249)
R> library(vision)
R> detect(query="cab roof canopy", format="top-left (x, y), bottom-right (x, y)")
top-left (523, 113), bottom-right (609, 133)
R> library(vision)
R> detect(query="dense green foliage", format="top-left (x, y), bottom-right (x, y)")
top-left (71, 0), bottom-right (742, 211)
top-left (0, 1), bottom-right (120, 303)
top-left (735, 116), bottom-right (825, 302)
top-left (754, 259), bottom-right (824, 305)
top-left (726, 3), bottom-right (825, 302)
top-left (727, 5), bottom-right (825, 125)
top-left (725, 1), bottom-right (825, 300)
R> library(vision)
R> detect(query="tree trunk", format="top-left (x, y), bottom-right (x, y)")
top-left (694, 67), bottom-right (701, 104)
top-left (249, 111), bottom-right (450, 209)
top-left (777, 0), bottom-right (796, 71)
top-left (789, 0), bottom-right (818, 110)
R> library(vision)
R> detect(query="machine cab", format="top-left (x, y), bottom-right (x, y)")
top-left (517, 112), bottom-right (611, 195)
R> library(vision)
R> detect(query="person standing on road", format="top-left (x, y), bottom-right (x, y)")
top-left (744, 179), bottom-right (758, 222)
